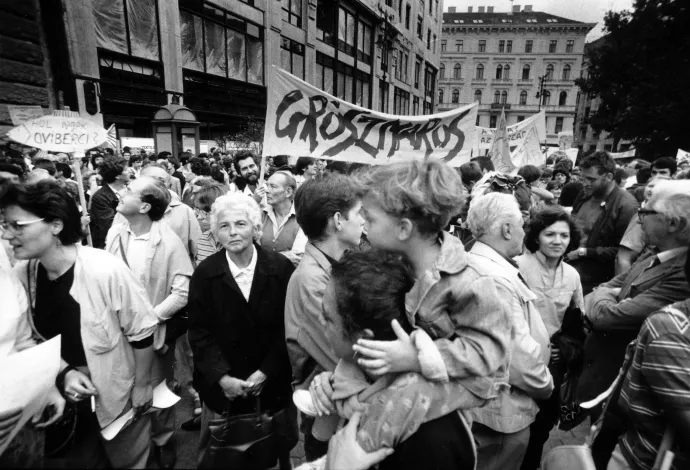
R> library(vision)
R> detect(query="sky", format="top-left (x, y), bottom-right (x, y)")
top-left (444, 0), bottom-right (635, 41)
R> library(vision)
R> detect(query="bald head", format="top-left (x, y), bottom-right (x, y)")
top-left (141, 164), bottom-right (171, 188)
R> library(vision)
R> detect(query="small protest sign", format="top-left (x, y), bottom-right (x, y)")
top-left (6, 113), bottom-right (108, 152)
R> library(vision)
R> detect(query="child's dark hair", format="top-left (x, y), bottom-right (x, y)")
top-left (331, 250), bottom-right (415, 341)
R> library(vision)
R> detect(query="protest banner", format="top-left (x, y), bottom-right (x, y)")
top-left (558, 131), bottom-right (574, 150)
top-left (488, 109), bottom-right (513, 173)
top-left (263, 67), bottom-right (477, 167)
top-left (6, 105), bottom-right (46, 126)
top-left (512, 121), bottom-right (546, 168)
top-left (676, 149), bottom-right (690, 166)
top-left (474, 111), bottom-right (546, 151)
top-left (609, 148), bottom-right (636, 159)
top-left (7, 111), bottom-right (108, 153)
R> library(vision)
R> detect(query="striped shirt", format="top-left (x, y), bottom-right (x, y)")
top-left (196, 231), bottom-right (222, 264)
top-left (618, 299), bottom-right (690, 470)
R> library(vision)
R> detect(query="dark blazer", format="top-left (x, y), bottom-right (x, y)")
top-left (188, 247), bottom-right (295, 414)
top-left (89, 184), bottom-right (119, 249)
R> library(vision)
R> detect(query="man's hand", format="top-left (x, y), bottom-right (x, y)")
top-left (353, 320), bottom-right (420, 378)
top-left (325, 412), bottom-right (393, 470)
top-left (253, 184), bottom-right (267, 203)
top-left (131, 382), bottom-right (153, 416)
top-left (565, 250), bottom-right (580, 262)
top-left (309, 372), bottom-right (335, 416)
top-left (34, 386), bottom-right (66, 428)
top-left (246, 370), bottom-right (267, 396)
top-left (64, 369), bottom-right (97, 403)
top-left (218, 375), bottom-right (253, 401)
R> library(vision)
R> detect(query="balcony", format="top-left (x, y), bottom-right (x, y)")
top-left (518, 78), bottom-right (534, 84)
top-left (491, 103), bottom-right (511, 109)
top-left (492, 78), bottom-right (513, 84)
top-left (471, 77), bottom-right (488, 84)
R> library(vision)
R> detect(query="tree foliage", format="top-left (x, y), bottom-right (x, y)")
top-left (575, 0), bottom-right (690, 156)
top-left (219, 119), bottom-right (264, 156)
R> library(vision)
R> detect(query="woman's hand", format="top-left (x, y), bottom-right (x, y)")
top-left (325, 412), bottom-right (393, 470)
top-left (246, 370), bottom-right (267, 396)
top-left (34, 386), bottom-right (66, 428)
top-left (64, 369), bottom-right (97, 403)
top-left (131, 382), bottom-right (153, 416)
top-left (309, 372), bottom-right (335, 416)
top-left (0, 407), bottom-right (22, 449)
top-left (353, 320), bottom-right (420, 378)
top-left (218, 375), bottom-right (253, 401)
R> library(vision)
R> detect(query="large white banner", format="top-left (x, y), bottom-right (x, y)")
top-left (263, 67), bottom-right (477, 166)
top-left (474, 111), bottom-right (546, 152)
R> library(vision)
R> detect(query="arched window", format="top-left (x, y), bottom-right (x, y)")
top-left (494, 90), bottom-right (501, 103)
top-left (501, 91), bottom-right (508, 104)
top-left (439, 64), bottom-right (445, 80)
top-left (495, 64), bottom-right (503, 79)
top-left (546, 64), bottom-right (554, 80)
top-left (542, 90), bottom-right (551, 106)
top-left (454, 63), bottom-right (462, 79)
top-left (522, 64), bottom-right (530, 80)
top-left (504, 64), bottom-right (510, 79)
top-left (562, 64), bottom-right (571, 80)
top-left (476, 64), bottom-right (484, 79)
top-left (519, 90), bottom-right (528, 105)
top-left (559, 91), bottom-right (568, 106)
top-left (439, 89), bottom-right (444, 103)
top-left (474, 89), bottom-right (482, 103)
top-left (452, 89), bottom-right (459, 103)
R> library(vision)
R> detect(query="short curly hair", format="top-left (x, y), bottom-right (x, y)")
top-left (581, 151), bottom-right (616, 176)
top-left (209, 192), bottom-right (263, 242)
top-left (233, 151), bottom-right (258, 174)
top-left (99, 156), bottom-right (128, 184)
top-left (331, 249), bottom-right (414, 342)
top-left (524, 205), bottom-right (580, 254)
top-left (354, 159), bottom-right (465, 237)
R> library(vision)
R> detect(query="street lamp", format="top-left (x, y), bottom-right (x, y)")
top-left (536, 74), bottom-right (548, 111)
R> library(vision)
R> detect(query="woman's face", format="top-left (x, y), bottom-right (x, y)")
top-left (1, 205), bottom-right (57, 260)
top-left (554, 173), bottom-right (567, 184)
top-left (215, 208), bottom-right (257, 255)
top-left (193, 200), bottom-right (211, 233)
top-left (537, 221), bottom-right (571, 260)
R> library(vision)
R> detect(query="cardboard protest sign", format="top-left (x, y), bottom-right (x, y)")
top-left (488, 109), bottom-right (513, 173)
top-left (7, 112), bottom-right (108, 152)
top-left (609, 149), bottom-right (636, 159)
top-left (263, 67), bottom-right (477, 166)
top-left (6, 105), bottom-right (46, 126)
top-left (474, 111), bottom-right (546, 151)
top-left (676, 149), bottom-right (690, 165)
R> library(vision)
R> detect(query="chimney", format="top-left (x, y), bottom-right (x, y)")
top-left (487, 6), bottom-right (494, 13)
top-left (468, 6), bottom-right (473, 12)
top-left (523, 5), bottom-right (532, 12)
top-left (448, 6), bottom-right (456, 13)
top-left (478, 6), bottom-right (485, 13)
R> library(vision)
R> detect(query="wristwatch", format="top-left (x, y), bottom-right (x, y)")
top-left (578, 247), bottom-right (587, 257)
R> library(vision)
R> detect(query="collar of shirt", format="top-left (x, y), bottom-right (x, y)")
top-left (107, 183), bottom-right (122, 200)
top-left (226, 245), bottom-right (258, 280)
top-left (126, 228), bottom-right (151, 241)
top-left (264, 203), bottom-right (297, 233)
top-left (471, 241), bottom-right (520, 276)
top-left (656, 246), bottom-right (689, 265)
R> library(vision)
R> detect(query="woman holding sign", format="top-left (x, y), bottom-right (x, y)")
top-left (1, 180), bottom-right (158, 469)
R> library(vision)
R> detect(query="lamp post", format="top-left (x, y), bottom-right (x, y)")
top-left (536, 73), bottom-right (548, 111)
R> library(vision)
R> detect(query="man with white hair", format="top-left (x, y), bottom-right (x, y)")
top-left (466, 193), bottom-right (553, 470)
top-left (577, 180), bottom-right (690, 427)
top-left (262, 171), bottom-right (307, 266)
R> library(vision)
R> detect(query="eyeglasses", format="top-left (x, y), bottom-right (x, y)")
top-left (1, 218), bottom-right (45, 234)
top-left (638, 208), bottom-right (659, 220)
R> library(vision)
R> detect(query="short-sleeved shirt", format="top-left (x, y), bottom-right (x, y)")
top-left (618, 300), bottom-right (690, 470)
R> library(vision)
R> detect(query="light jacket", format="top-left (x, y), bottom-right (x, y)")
top-left (15, 246), bottom-right (158, 428)
top-left (105, 220), bottom-right (194, 350)
top-left (468, 241), bottom-right (554, 433)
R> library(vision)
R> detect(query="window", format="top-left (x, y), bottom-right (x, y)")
top-left (452, 88), bottom-right (459, 103)
top-left (429, 0), bottom-right (433, 15)
top-left (441, 40), bottom-right (446, 51)
top-left (94, 0), bottom-right (160, 61)
top-left (423, 101), bottom-right (432, 115)
top-left (379, 79), bottom-right (389, 113)
top-left (519, 90), bottom-right (527, 104)
top-left (426, 29), bottom-right (431, 50)
top-left (439, 64), bottom-right (445, 79)
top-left (495, 64), bottom-right (503, 79)
top-left (489, 115), bottom-right (497, 128)
top-left (549, 40), bottom-right (557, 53)
top-left (432, 34), bottom-right (437, 53)
top-left (456, 40), bottom-right (463, 52)
top-left (517, 115), bottom-right (525, 122)
top-left (179, 3), bottom-right (264, 85)
top-left (395, 49), bottom-right (409, 83)
top-left (413, 96), bottom-right (419, 114)
top-left (438, 88), bottom-right (443, 103)
top-left (405, 4), bottom-right (411, 29)
top-left (478, 40), bottom-right (486, 52)
top-left (315, 52), bottom-right (335, 95)
top-left (316, 0), bottom-right (336, 45)
top-left (525, 40), bottom-right (533, 53)
top-left (506, 40), bottom-right (512, 53)
top-left (546, 64), bottom-right (554, 80)
top-left (282, 0), bottom-right (302, 28)
top-left (417, 16), bottom-right (423, 39)
top-left (541, 90), bottom-right (551, 106)
top-left (562, 64), bottom-right (571, 80)
top-left (338, 8), bottom-right (356, 57)
top-left (504, 64), bottom-right (510, 79)
top-left (476, 64), bottom-right (484, 79)
top-left (555, 117), bottom-right (564, 133)
top-left (454, 63), bottom-right (461, 79)
top-left (522, 64), bottom-right (530, 80)
top-left (424, 63), bottom-right (435, 100)
top-left (393, 87), bottom-right (410, 115)
top-left (398, 0), bottom-right (403, 16)
top-left (501, 91), bottom-right (507, 104)
top-left (494, 90), bottom-right (500, 103)
top-left (476, 115), bottom-right (481, 126)
top-left (414, 59), bottom-right (421, 88)
top-left (559, 91), bottom-right (567, 106)
top-left (474, 89), bottom-right (482, 103)
top-left (281, 36), bottom-right (305, 79)
top-left (499, 40), bottom-right (505, 53)
top-left (566, 40), bottom-right (574, 53)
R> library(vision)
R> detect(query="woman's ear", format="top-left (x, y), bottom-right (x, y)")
top-left (51, 219), bottom-right (64, 237)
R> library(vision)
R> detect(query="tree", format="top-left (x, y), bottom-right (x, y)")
top-left (575, 0), bottom-right (690, 157)
top-left (219, 119), bottom-right (264, 156)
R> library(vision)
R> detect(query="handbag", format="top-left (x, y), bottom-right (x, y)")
top-left (199, 397), bottom-right (280, 469)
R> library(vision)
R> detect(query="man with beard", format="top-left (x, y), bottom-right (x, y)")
top-left (234, 151), bottom-right (266, 204)
top-left (565, 152), bottom-right (638, 294)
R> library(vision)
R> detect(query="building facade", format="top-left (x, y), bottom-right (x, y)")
top-left (438, 5), bottom-right (594, 146)
top-left (2, 0), bottom-right (442, 146)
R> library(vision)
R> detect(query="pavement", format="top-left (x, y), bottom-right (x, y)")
top-left (168, 389), bottom-right (589, 469)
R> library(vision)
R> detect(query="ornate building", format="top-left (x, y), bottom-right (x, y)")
top-left (438, 5), bottom-right (594, 146)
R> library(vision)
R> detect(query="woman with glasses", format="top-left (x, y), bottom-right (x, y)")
top-left (193, 182), bottom-right (228, 264)
top-left (1, 180), bottom-right (158, 468)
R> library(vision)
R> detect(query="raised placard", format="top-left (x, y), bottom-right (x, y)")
top-left (6, 115), bottom-right (107, 152)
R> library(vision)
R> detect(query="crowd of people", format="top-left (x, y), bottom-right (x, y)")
top-left (0, 143), bottom-right (689, 470)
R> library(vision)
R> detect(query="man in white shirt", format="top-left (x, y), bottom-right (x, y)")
top-left (261, 171), bottom-right (307, 266)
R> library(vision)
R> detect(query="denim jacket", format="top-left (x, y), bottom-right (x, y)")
top-left (15, 246), bottom-right (158, 428)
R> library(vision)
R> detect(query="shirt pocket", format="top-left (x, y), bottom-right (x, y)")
top-left (81, 308), bottom-right (120, 354)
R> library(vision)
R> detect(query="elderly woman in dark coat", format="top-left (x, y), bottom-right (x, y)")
top-left (188, 192), bottom-right (296, 469)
